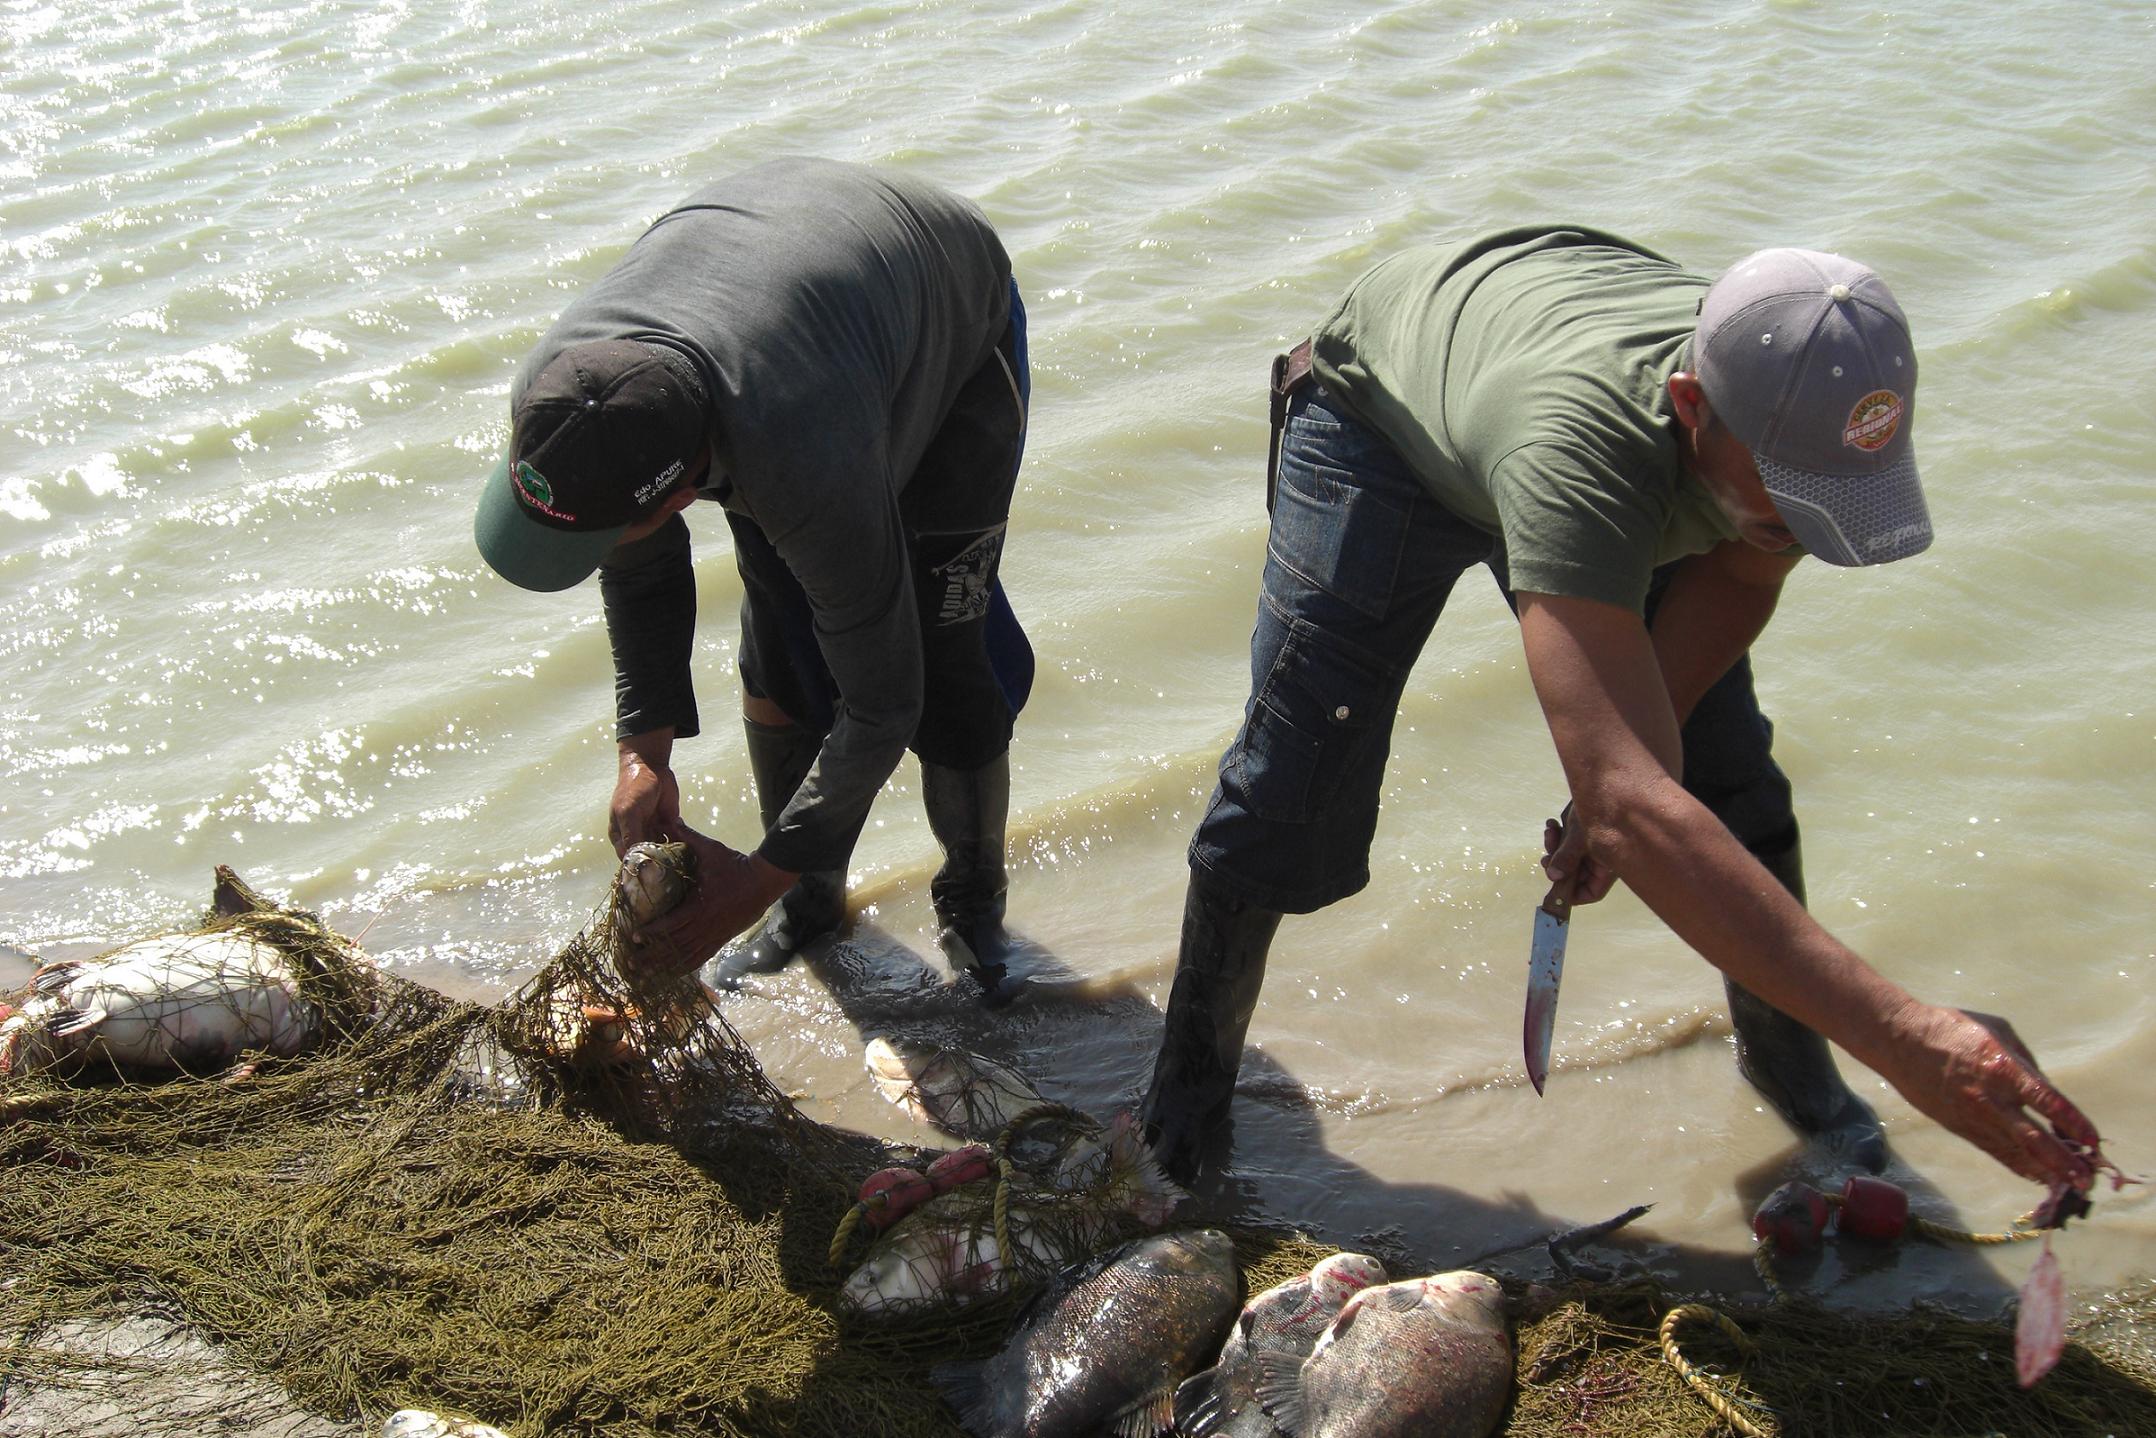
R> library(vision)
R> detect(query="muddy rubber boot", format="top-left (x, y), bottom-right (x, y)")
top-left (735, 718), bottom-right (846, 974)
top-left (922, 753), bottom-right (1016, 1002)
top-left (1727, 840), bottom-right (1888, 1172)
top-left (1140, 875), bottom-right (1281, 1186)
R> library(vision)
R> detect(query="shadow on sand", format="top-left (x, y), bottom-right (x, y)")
top-left (717, 915), bottom-right (2025, 1312)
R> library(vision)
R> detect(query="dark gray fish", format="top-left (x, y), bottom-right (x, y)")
top-left (1253, 1270), bottom-right (1511, 1438)
top-left (933, 1228), bottom-right (1241, 1438)
top-left (1173, 1251), bottom-right (1388, 1437)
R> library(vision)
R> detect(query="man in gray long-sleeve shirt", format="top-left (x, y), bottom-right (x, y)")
top-left (474, 160), bottom-right (1033, 994)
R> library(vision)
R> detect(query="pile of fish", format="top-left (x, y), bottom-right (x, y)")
top-left (929, 1230), bottom-right (1513, 1438)
top-left (1249, 1270), bottom-right (1513, 1437)
top-left (841, 1037), bottom-right (1184, 1314)
top-left (1173, 1251), bottom-right (1390, 1437)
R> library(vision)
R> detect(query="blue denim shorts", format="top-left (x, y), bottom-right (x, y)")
top-left (1190, 388), bottom-right (1494, 913)
top-left (1196, 387), bottom-right (1804, 913)
top-left (734, 279), bottom-right (1034, 768)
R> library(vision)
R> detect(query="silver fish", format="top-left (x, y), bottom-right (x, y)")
top-left (933, 1228), bottom-right (1241, 1438)
top-left (546, 841), bottom-right (709, 1063)
top-left (863, 1035), bottom-right (1048, 1141)
top-left (0, 932), bottom-right (326, 1077)
top-left (1174, 1251), bottom-right (1389, 1437)
top-left (1254, 1271), bottom-right (1511, 1438)
top-left (380, 1412), bottom-right (511, 1438)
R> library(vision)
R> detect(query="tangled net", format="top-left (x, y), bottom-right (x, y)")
top-left (2, 867), bottom-right (2152, 1437)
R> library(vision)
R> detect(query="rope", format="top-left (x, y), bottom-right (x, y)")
top-left (1680, 1188), bottom-right (2043, 1432)
top-left (989, 1102), bottom-right (1092, 1271)
top-left (0, 1091), bottom-right (62, 1121)
top-left (825, 1102), bottom-right (1095, 1273)
top-left (828, 1199), bottom-right (872, 1271)
top-left (1659, 1303), bottom-right (1775, 1438)
top-left (1908, 1211), bottom-right (2039, 1246)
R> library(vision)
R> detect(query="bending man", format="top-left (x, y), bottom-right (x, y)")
top-left (475, 159), bottom-right (1032, 993)
top-left (1144, 230), bottom-right (2102, 1195)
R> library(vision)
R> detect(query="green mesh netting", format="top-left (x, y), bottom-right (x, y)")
top-left (2, 865), bottom-right (2151, 1437)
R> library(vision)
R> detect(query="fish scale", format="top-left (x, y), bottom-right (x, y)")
top-left (933, 1228), bottom-right (1241, 1438)
top-left (1252, 1271), bottom-right (1512, 1438)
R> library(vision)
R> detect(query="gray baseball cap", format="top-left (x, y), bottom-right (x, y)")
top-left (1694, 248), bottom-right (1932, 566)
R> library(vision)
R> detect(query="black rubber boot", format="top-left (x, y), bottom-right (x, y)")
top-left (735, 718), bottom-right (846, 973)
top-left (1139, 875), bottom-right (1282, 1186)
top-left (1728, 840), bottom-right (1888, 1172)
top-left (922, 754), bottom-right (1015, 1000)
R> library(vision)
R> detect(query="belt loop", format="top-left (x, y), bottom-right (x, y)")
top-left (1266, 337), bottom-right (1316, 514)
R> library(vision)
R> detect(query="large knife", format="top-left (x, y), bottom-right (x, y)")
top-left (1523, 879), bottom-right (1571, 1095)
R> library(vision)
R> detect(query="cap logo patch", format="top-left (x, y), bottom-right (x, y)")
top-left (1843, 390), bottom-right (1904, 452)
top-left (512, 460), bottom-right (577, 522)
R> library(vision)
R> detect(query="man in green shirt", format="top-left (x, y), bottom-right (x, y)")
top-left (1143, 230), bottom-right (2104, 1198)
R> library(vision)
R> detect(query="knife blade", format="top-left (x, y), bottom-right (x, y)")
top-left (1524, 880), bottom-right (1570, 1096)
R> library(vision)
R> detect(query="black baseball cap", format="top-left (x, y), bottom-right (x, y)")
top-left (474, 340), bottom-right (706, 592)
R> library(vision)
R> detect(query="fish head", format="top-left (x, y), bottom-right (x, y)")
top-left (0, 995), bottom-right (61, 1076)
top-left (1309, 1251), bottom-right (1388, 1308)
top-left (1419, 1269), bottom-right (1509, 1330)
top-left (614, 841), bottom-right (696, 931)
top-left (1157, 1227), bottom-right (1238, 1275)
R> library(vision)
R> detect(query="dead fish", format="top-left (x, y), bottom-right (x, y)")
top-left (1254, 1271), bottom-right (1512, 1438)
top-left (0, 931), bottom-right (328, 1077)
top-left (549, 841), bottom-right (712, 1063)
top-left (864, 1035), bottom-right (1047, 1141)
top-left (1174, 1251), bottom-right (1389, 1437)
top-left (839, 1112), bottom-right (1184, 1315)
top-left (380, 1412), bottom-right (511, 1438)
top-left (933, 1228), bottom-right (1241, 1438)
top-left (2015, 1235), bottom-right (2067, 1388)
top-left (612, 839), bottom-right (696, 939)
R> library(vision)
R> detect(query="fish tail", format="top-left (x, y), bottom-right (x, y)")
top-left (28, 961), bottom-right (79, 994)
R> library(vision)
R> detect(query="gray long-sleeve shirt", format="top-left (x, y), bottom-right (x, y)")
top-left (516, 159), bottom-right (1012, 873)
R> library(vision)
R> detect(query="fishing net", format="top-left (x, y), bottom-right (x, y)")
top-left (2, 864), bottom-right (2152, 1438)
top-left (1508, 1278), bottom-right (2156, 1438)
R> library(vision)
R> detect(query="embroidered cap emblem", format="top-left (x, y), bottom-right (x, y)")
top-left (513, 461), bottom-right (577, 522)
top-left (1842, 390), bottom-right (1904, 452)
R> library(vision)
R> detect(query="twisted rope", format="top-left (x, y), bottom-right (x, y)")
top-left (1659, 1303), bottom-right (1775, 1438)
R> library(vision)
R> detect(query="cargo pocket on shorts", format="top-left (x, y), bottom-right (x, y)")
top-left (1230, 617), bottom-right (1392, 825)
top-left (1266, 446), bottom-right (1410, 624)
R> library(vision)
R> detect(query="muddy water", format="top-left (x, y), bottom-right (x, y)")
top-left (5, 0), bottom-right (2152, 1313)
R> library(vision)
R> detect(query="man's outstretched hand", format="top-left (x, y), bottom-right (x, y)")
top-left (1874, 1004), bottom-right (2105, 1193)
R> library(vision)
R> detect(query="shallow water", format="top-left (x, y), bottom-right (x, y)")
top-left (4, 0), bottom-right (2153, 1314)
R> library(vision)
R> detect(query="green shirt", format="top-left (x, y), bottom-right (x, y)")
top-left (1311, 227), bottom-right (1739, 612)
